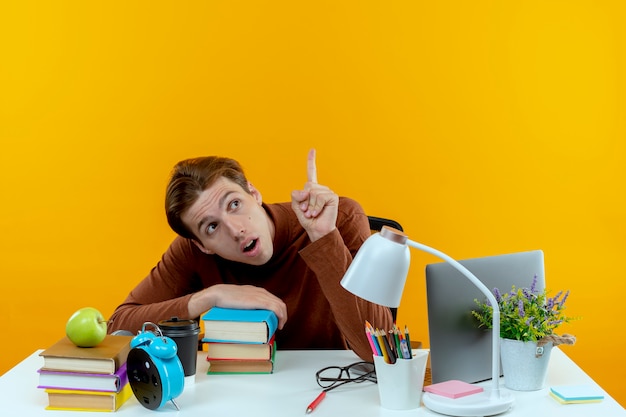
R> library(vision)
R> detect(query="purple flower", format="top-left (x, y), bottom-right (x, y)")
top-left (472, 276), bottom-right (575, 343)
top-left (530, 274), bottom-right (538, 293)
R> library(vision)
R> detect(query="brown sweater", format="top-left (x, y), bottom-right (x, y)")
top-left (108, 197), bottom-right (393, 361)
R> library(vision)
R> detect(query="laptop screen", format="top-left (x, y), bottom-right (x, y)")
top-left (425, 250), bottom-right (545, 384)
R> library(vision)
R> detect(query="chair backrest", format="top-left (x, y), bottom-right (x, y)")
top-left (367, 216), bottom-right (404, 233)
top-left (366, 216), bottom-right (403, 321)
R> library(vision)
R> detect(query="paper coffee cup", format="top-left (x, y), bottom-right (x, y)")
top-left (158, 317), bottom-right (200, 378)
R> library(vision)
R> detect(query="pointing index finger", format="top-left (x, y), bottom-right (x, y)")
top-left (307, 149), bottom-right (318, 184)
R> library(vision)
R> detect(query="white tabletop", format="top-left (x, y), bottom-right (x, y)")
top-left (1, 348), bottom-right (623, 416)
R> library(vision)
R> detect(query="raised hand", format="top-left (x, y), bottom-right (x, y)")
top-left (291, 149), bottom-right (339, 242)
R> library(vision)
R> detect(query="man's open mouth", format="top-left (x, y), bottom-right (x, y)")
top-left (243, 239), bottom-right (258, 253)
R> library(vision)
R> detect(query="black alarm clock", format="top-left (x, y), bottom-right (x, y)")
top-left (126, 322), bottom-right (185, 410)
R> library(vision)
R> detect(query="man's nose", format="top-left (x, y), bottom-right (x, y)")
top-left (224, 219), bottom-right (245, 239)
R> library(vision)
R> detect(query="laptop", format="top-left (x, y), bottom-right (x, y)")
top-left (425, 250), bottom-right (545, 384)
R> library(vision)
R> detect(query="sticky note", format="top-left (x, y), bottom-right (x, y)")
top-left (423, 380), bottom-right (484, 399)
top-left (550, 385), bottom-right (604, 403)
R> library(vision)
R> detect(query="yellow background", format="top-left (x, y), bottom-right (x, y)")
top-left (1, 0), bottom-right (624, 406)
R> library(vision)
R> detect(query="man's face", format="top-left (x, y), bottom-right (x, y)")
top-left (181, 177), bottom-right (275, 265)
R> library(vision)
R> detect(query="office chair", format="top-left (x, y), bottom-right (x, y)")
top-left (367, 216), bottom-right (404, 233)
top-left (366, 216), bottom-right (403, 322)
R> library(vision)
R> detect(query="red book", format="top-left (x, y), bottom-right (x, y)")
top-left (205, 340), bottom-right (277, 374)
top-left (205, 336), bottom-right (276, 360)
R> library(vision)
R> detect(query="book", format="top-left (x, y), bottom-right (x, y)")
top-left (39, 335), bottom-right (133, 374)
top-left (206, 336), bottom-right (276, 360)
top-left (549, 384), bottom-right (605, 404)
top-left (45, 383), bottom-right (133, 411)
top-left (38, 362), bottom-right (128, 392)
top-left (201, 307), bottom-right (278, 344)
top-left (206, 358), bottom-right (275, 374)
top-left (423, 380), bottom-right (484, 399)
top-left (207, 341), bottom-right (277, 374)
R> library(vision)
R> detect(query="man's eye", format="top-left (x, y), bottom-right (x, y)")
top-left (207, 223), bottom-right (217, 234)
top-left (229, 199), bottom-right (241, 210)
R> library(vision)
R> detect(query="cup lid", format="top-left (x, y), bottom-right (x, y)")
top-left (158, 317), bottom-right (200, 332)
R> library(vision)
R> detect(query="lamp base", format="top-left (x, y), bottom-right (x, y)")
top-left (422, 388), bottom-right (514, 417)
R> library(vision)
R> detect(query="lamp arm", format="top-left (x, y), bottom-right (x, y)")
top-left (406, 239), bottom-right (503, 398)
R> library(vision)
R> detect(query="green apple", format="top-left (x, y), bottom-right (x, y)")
top-left (66, 307), bottom-right (108, 347)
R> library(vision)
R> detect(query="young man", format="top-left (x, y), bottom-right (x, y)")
top-left (108, 149), bottom-right (392, 361)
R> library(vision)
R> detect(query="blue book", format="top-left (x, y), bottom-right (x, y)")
top-left (201, 308), bottom-right (278, 344)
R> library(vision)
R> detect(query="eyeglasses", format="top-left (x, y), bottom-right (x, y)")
top-left (315, 361), bottom-right (377, 391)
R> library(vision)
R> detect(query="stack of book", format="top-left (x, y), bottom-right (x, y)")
top-left (201, 307), bottom-right (278, 374)
top-left (37, 335), bottom-right (133, 411)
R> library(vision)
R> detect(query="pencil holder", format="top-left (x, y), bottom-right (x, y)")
top-left (373, 349), bottom-right (429, 410)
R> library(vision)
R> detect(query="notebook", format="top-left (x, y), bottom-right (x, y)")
top-left (425, 250), bottom-right (545, 384)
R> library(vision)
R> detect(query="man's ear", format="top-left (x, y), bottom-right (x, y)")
top-left (247, 182), bottom-right (263, 205)
top-left (192, 239), bottom-right (214, 255)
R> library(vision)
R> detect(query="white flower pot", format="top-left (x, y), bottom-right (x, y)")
top-left (500, 338), bottom-right (553, 391)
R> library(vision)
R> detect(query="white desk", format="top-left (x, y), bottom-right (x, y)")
top-left (1, 348), bottom-right (623, 416)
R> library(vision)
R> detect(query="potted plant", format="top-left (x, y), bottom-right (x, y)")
top-left (472, 275), bottom-right (577, 390)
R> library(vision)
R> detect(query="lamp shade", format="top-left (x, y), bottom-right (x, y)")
top-left (340, 227), bottom-right (410, 307)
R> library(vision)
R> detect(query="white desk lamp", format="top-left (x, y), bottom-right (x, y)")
top-left (341, 226), bottom-right (514, 417)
